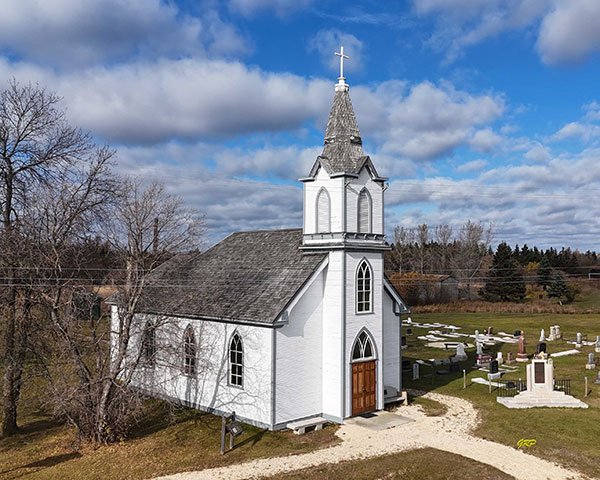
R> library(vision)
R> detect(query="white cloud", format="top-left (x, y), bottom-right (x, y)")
top-left (469, 128), bottom-right (502, 152)
top-left (415, 0), bottom-right (600, 66)
top-left (537, 0), bottom-right (600, 65)
top-left (524, 143), bottom-right (552, 162)
top-left (309, 29), bottom-right (365, 74)
top-left (0, 57), bottom-right (331, 144)
top-left (553, 122), bottom-right (600, 142)
top-left (353, 80), bottom-right (504, 160)
top-left (0, 0), bottom-right (248, 68)
top-left (229, 0), bottom-right (315, 16)
top-left (583, 101), bottom-right (600, 121)
top-left (456, 159), bottom-right (487, 173)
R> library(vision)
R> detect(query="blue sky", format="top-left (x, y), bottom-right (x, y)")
top-left (2, 0), bottom-right (600, 250)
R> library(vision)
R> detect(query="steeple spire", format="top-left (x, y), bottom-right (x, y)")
top-left (320, 46), bottom-right (364, 172)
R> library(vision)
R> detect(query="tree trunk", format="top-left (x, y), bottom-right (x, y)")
top-left (2, 282), bottom-right (20, 437)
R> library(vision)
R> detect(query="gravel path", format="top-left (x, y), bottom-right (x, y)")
top-left (154, 391), bottom-right (587, 480)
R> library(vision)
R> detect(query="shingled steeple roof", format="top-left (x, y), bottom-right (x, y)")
top-left (320, 87), bottom-right (366, 173)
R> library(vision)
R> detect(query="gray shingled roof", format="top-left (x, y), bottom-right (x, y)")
top-left (136, 229), bottom-right (327, 325)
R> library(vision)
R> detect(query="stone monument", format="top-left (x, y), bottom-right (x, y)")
top-left (596, 336), bottom-right (600, 353)
top-left (576, 332), bottom-right (582, 348)
top-left (412, 363), bottom-right (419, 380)
top-left (539, 329), bottom-right (545, 342)
top-left (487, 326), bottom-right (493, 335)
top-left (497, 354), bottom-right (588, 408)
top-left (548, 325), bottom-right (561, 341)
top-left (451, 343), bottom-right (468, 362)
top-left (586, 353), bottom-right (596, 370)
top-left (516, 332), bottom-right (528, 362)
top-left (497, 351), bottom-right (504, 365)
top-left (506, 352), bottom-right (515, 365)
top-left (596, 371), bottom-right (600, 385)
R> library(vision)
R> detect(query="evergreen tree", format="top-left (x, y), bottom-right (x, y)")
top-left (480, 242), bottom-right (526, 302)
top-left (547, 272), bottom-right (569, 305)
top-left (537, 256), bottom-right (553, 291)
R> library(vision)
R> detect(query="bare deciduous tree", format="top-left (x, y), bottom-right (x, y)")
top-left (0, 79), bottom-right (97, 437)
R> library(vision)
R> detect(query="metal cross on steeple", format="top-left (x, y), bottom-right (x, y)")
top-left (334, 46), bottom-right (349, 84)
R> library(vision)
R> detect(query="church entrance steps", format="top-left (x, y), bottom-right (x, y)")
top-left (286, 417), bottom-right (328, 435)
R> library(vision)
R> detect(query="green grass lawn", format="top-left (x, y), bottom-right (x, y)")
top-left (402, 312), bottom-right (600, 479)
top-left (270, 447), bottom-right (514, 479)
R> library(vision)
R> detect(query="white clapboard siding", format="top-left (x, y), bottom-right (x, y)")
top-left (317, 189), bottom-right (330, 232)
top-left (358, 189), bottom-right (371, 233)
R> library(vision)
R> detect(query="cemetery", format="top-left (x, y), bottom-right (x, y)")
top-left (402, 312), bottom-right (600, 479)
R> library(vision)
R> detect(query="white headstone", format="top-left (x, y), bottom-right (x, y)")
top-left (539, 329), bottom-right (545, 342)
top-left (576, 332), bottom-right (583, 347)
top-left (476, 341), bottom-right (483, 355)
top-left (452, 343), bottom-right (468, 362)
top-left (497, 351), bottom-right (504, 364)
top-left (412, 363), bottom-right (419, 380)
top-left (586, 353), bottom-right (596, 369)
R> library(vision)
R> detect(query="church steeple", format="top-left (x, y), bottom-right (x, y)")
top-left (300, 46), bottom-right (388, 250)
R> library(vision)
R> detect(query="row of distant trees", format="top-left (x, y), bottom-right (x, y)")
top-left (0, 80), bottom-right (204, 443)
top-left (386, 223), bottom-right (595, 304)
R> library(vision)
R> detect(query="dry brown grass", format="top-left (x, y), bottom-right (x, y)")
top-left (412, 300), bottom-right (600, 314)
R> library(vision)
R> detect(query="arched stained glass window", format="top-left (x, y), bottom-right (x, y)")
top-left (356, 260), bottom-right (372, 313)
top-left (352, 331), bottom-right (375, 360)
top-left (183, 325), bottom-right (196, 375)
top-left (357, 188), bottom-right (371, 233)
top-left (316, 188), bottom-right (330, 233)
top-left (229, 333), bottom-right (243, 387)
top-left (141, 321), bottom-right (156, 366)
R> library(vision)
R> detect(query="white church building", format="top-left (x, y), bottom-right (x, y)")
top-left (111, 54), bottom-right (410, 430)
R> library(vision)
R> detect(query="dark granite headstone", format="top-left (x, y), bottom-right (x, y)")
top-left (514, 330), bottom-right (521, 337)
top-left (406, 328), bottom-right (413, 335)
top-left (402, 360), bottom-right (411, 371)
top-left (536, 342), bottom-right (547, 354)
top-left (449, 362), bottom-right (460, 373)
top-left (401, 336), bottom-right (407, 346)
top-left (436, 369), bottom-right (450, 375)
top-left (490, 360), bottom-right (499, 373)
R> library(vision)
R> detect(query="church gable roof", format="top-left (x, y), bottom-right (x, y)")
top-left (136, 229), bottom-right (327, 325)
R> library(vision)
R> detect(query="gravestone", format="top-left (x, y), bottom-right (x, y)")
top-left (514, 330), bottom-right (521, 337)
top-left (476, 341), bottom-right (483, 355)
top-left (596, 371), bottom-right (600, 385)
top-left (487, 326), bottom-right (494, 335)
top-left (451, 343), bottom-right (468, 362)
top-left (401, 336), bottom-right (407, 348)
top-left (412, 363), bottom-right (419, 380)
top-left (450, 362), bottom-right (460, 373)
top-left (506, 352), bottom-right (515, 365)
top-left (539, 329), bottom-right (545, 342)
top-left (586, 353), bottom-right (596, 370)
top-left (497, 351), bottom-right (504, 365)
top-left (476, 353), bottom-right (492, 367)
top-left (402, 359), bottom-right (411, 371)
top-left (406, 328), bottom-right (413, 336)
top-left (490, 360), bottom-right (499, 374)
top-left (517, 332), bottom-right (528, 362)
top-left (536, 342), bottom-right (547, 354)
top-left (596, 336), bottom-right (600, 353)
top-left (576, 332), bottom-right (583, 348)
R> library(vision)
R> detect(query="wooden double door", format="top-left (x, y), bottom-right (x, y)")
top-left (351, 360), bottom-right (376, 415)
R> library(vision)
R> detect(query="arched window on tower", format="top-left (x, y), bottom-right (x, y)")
top-left (183, 325), bottom-right (196, 375)
top-left (357, 188), bottom-right (371, 233)
top-left (356, 259), bottom-right (372, 313)
top-left (229, 332), bottom-right (243, 388)
top-left (316, 188), bottom-right (330, 233)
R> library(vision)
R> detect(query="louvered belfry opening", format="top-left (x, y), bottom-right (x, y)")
top-left (317, 188), bottom-right (330, 233)
top-left (358, 189), bottom-right (371, 233)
